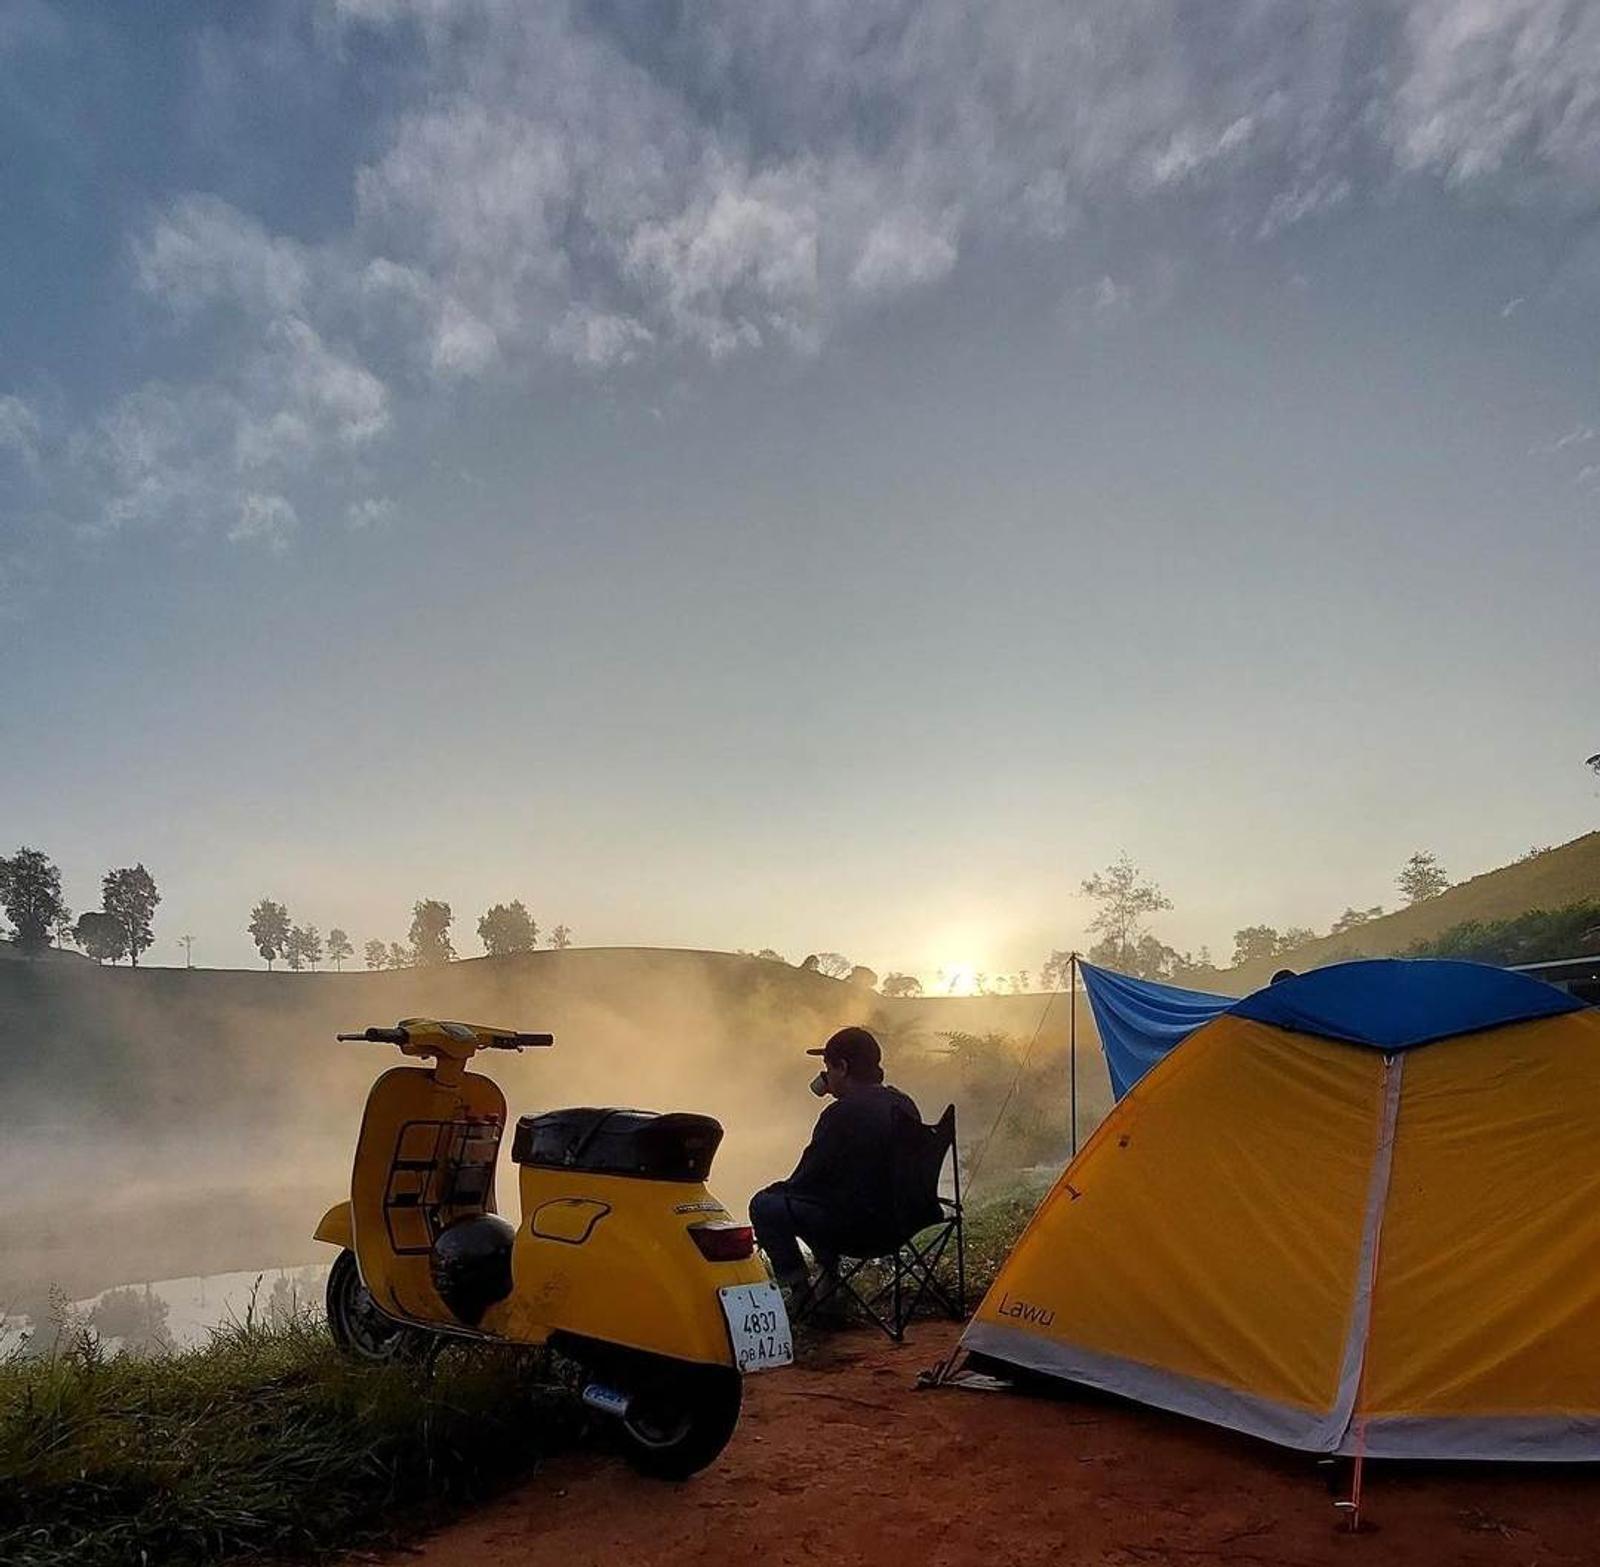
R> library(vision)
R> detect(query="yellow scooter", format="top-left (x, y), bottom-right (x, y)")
top-left (314, 1018), bottom-right (792, 1478)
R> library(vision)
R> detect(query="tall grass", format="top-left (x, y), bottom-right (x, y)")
top-left (0, 1193), bottom-right (1044, 1567)
top-left (0, 1311), bottom-right (576, 1567)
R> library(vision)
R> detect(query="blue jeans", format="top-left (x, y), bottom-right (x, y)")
top-left (749, 1185), bottom-right (853, 1279)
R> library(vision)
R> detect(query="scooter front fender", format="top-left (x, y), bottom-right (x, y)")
top-left (489, 1169), bottom-right (769, 1366)
top-left (314, 1201), bottom-right (353, 1251)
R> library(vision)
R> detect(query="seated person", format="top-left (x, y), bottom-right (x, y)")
top-left (749, 1026), bottom-right (923, 1300)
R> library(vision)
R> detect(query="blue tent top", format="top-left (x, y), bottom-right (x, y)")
top-left (1081, 957), bottom-right (1582, 1099)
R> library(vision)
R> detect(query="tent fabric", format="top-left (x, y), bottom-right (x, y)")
top-left (1080, 956), bottom-right (1582, 1099)
top-left (961, 966), bottom-right (1600, 1462)
top-left (1077, 962), bottom-right (1233, 1099)
top-left (1231, 958), bottom-right (1581, 1049)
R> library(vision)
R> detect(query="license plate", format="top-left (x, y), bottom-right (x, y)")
top-left (719, 1282), bottom-right (794, 1373)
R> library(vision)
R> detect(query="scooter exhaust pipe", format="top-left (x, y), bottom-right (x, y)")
top-left (581, 1381), bottom-right (633, 1420)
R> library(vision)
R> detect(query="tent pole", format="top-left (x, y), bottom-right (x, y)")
top-left (1069, 950), bottom-right (1079, 1159)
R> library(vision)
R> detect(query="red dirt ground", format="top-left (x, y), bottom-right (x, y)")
top-left (381, 1323), bottom-right (1598, 1567)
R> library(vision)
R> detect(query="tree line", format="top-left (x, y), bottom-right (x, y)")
top-left (246, 896), bottom-right (573, 971)
top-left (1039, 848), bottom-right (1456, 985)
top-left (0, 847), bottom-right (160, 965)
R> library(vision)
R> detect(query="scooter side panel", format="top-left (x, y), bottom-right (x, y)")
top-left (488, 1165), bottom-right (769, 1364)
top-left (350, 1065), bottom-right (508, 1327)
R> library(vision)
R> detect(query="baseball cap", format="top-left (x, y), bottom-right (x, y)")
top-left (806, 1026), bottom-right (882, 1075)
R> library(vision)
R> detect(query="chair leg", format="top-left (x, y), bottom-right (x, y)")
top-left (902, 1226), bottom-right (956, 1304)
top-left (892, 1249), bottom-right (904, 1341)
top-left (792, 1255), bottom-right (868, 1326)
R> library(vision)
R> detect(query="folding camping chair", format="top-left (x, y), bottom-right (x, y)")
top-left (792, 1103), bottom-right (965, 1343)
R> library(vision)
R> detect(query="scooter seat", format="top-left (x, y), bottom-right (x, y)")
top-left (512, 1107), bottom-right (724, 1182)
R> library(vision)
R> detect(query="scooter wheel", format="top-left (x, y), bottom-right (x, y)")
top-left (326, 1248), bottom-right (434, 1365)
top-left (618, 1363), bottom-right (743, 1481)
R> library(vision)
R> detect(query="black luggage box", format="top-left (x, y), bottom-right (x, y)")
top-left (511, 1107), bottom-right (725, 1182)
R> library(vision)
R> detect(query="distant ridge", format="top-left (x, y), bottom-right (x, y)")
top-left (1222, 830), bottom-right (1600, 994)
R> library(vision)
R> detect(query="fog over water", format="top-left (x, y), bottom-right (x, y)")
top-left (0, 949), bottom-right (1100, 1313)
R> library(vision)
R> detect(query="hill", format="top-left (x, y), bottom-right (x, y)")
top-left (1222, 830), bottom-right (1600, 992)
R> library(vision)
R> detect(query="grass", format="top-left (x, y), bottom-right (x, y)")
top-left (0, 1192), bottom-right (1044, 1567)
top-left (958, 1187), bottom-right (1042, 1303)
top-left (0, 1312), bottom-right (577, 1567)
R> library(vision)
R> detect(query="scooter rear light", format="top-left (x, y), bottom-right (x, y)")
top-left (688, 1222), bottom-right (755, 1261)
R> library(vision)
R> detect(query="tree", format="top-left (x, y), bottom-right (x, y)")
top-left (363, 938), bottom-right (387, 971)
top-left (548, 923), bottom-right (572, 950)
top-left (847, 965), bottom-right (879, 990)
top-left (298, 924), bottom-right (323, 970)
top-left (0, 847), bottom-right (65, 954)
top-left (88, 1285), bottom-right (173, 1356)
top-left (1039, 950), bottom-right (1075, 990)
top-left (326, 928), bottom-right (353, 971)
top-left (1232, 925), bottom-right (1283, 967)
top-left (813, 952), bottom-right (851, 978)
top-left (409, 900), bottom-right (454, 965)
top-left (881, 972), bottom-right (923, 997)
top-left (102, 864), bottom-right (159, 966)
top-left (478, 899), bottom-right (537, 956)
top-left (284, 925), bottom-right (311, 972)
top-left (1278, 926), bottom-right (1317, 954)
top-left (75, 910), bottom-right (128, 965)
top-left (1080, 854), bottom-right (1172, 970)
top-left (249, 899), bottom-right (291, 970)
top-left (1397, 851), bottom-right (1450, 905)
top-left (755, 948), bottom-right (786, 963)
top-left (1331, 905), bottom-right (1384, 935)
top-left (387, 940), bottom-right (411, 970)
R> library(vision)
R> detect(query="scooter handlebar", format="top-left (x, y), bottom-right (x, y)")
top-left (486, 1032), bottom-right (554, 1050)
top-left (337, 1026), bottom-right (411, 1045)
top-left (335, 1026), bottom-right (551, 1050)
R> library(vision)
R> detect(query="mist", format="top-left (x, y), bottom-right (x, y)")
top-left (0, 949), bottom-right (1105, 1308)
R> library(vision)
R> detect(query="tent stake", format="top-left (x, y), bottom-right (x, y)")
top-left (1335, 1451), bottom-right (1366, 1532)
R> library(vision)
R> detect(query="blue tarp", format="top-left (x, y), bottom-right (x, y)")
top-left (1081, 957), bottom-right (1582, 1099)
top-left (1078, 963), bottom-right (1234, 1099)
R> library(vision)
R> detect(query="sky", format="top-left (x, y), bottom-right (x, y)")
top-left (1, 0), bottom-right (1597, 980)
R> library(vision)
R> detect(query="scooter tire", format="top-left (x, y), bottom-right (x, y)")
top-left (619, 1364), bottom-right (743, 1481)
top-left (325, 1248), bottom-right (435, 1366)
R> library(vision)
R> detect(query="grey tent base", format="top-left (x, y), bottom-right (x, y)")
top-left (959, 1321), bottom-right (1600, 1462)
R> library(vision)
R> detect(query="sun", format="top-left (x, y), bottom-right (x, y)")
top-left (937, 963), bottom-right (977, 996)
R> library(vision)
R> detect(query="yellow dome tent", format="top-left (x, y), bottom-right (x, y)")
top-left (961, 959), bottom-right (1600, 1459)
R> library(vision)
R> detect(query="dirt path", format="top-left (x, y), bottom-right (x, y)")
top-left (383, 1324), bottom-right (1597, 1567)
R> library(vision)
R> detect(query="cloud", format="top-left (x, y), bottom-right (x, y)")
top-left (346, 495), bottom-right (396, 530)
top-left (1387, 0), bottom-right (1600, 188)
top-left (1531, 424), bottom-right (1595, 455)
top-left (849, 211), bottom-right (959, 296)
top-left (14, 0), bottom-right (1600, 577)
top-left (546, 307), bottom-right (654, 370)
top-left (134, 194), bottom-right (309, 319)
top-left (230, 492), bottom-right (298, 549)
top-left (0, 394), bottom-right (41, 468)
top-left (1257, 173), bottom-right (1353, 239)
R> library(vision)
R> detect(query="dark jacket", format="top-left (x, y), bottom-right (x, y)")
top-left (783, 1082), bottom-right (923, 1229)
